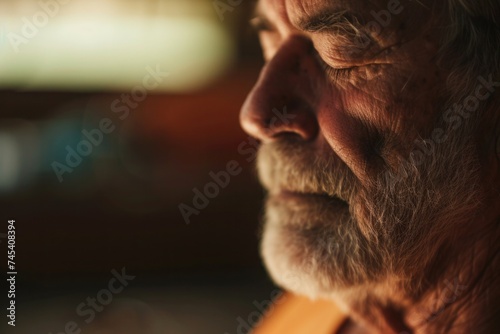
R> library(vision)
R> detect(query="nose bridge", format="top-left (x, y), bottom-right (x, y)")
top-left (258, 35), bottom-right (314, 101)
top-left (240, 35), bottom-right (319, 143)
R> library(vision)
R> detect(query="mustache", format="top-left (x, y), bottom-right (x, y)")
top-left (256, 139), bottom-right (359, 203)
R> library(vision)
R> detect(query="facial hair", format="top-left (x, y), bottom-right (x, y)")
top-left (257, 115), bottom-right (483, 300)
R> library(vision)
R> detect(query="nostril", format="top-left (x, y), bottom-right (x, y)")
top-left (240, 100), bottom-right (319, 143)
top-left (272, 132), bottom-right (304, 142)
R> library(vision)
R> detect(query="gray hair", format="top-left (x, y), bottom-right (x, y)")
top-left (439, 0), bottom-right (500, 102)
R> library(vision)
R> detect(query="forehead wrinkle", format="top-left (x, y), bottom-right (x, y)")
top-left (287, 0), bottom-right (367, 33)
top-left (287, 0), bottom-right (330, 30)
top-left (257, 0), bottom-right (366, 35)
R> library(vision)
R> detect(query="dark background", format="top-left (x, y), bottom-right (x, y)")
top-left (0, 1), bottom-right (276, 333)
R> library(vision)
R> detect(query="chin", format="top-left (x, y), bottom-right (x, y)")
top-left (260, 193), bottom-right (383, 300)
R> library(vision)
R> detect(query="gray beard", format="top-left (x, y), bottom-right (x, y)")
top-left (257, 114), bottom-right (483, 300)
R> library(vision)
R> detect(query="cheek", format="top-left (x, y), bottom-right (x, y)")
top-left (316, 67), bottom-right (441, 182)
top-left (317, 90), bottom-right (383, 184)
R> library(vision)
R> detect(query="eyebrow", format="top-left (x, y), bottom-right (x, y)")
top-left (250, 15), bottom-right (274, 32)
top-left (249, 4), bottom-right (275, 32)
top-left (298, 10), bottom-right (364, 34)
top-left (250, 6), bottom-right (365, 35)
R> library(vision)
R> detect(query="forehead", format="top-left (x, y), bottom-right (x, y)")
top-left (256, 0), bottom-right (386, 27)
top-left (255, 0), bottom-right (435, 48)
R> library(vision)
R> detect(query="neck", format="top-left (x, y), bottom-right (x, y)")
top-left (409, 239), bottom-right (500, 334)
top-left (343, 217), bottom-right (500, 334)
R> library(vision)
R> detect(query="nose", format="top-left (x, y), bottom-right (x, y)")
top-left (240, 35), bottom-right (320, 143)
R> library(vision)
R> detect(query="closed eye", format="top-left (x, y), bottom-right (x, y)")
top-left (313, 50), bottom-right (356, 81)
top-left (324, 65), bottom-right (356, 80)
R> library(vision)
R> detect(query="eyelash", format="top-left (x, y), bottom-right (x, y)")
top-left (324, 65), bottom-right (355, 80)
top-left (314, 52), bottom-right (354, 80)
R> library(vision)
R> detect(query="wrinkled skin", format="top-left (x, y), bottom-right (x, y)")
top-left (243, 0), bottom-right (444, 184)
top-left (240, 0), bottom-right (500, 333)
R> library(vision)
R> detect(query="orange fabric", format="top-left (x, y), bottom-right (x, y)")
top-left (252, 294), bottom-right (347, 334)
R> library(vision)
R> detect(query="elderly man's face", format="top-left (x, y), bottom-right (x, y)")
top-left (240, 0), bottom-right (487, 300)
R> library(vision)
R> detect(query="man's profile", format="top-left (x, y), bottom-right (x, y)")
top-left (239, 0), bottom-right (499, 333)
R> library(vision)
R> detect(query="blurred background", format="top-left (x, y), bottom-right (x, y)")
top-left (0, 1), bottom-right (275, 333)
